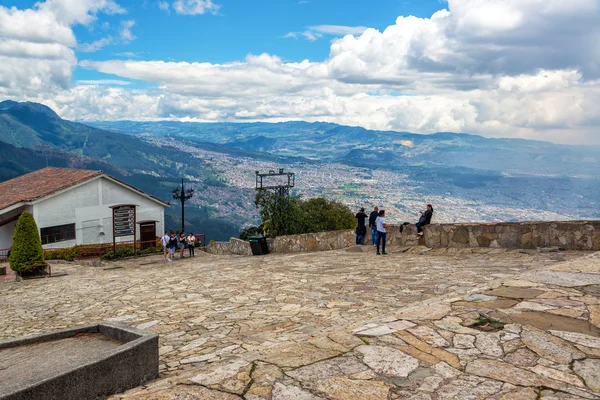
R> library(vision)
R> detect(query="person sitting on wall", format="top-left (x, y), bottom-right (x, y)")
top-left (416, 204), bottom-right (434, 236)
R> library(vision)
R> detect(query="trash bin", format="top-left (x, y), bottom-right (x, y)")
top-left (249, 239), bottom-right (263, 256)
top-left (248, 235), bottom-right (269, 254)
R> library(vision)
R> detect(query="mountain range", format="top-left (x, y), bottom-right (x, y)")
top-left (1, 100), bottom-right (600, 240)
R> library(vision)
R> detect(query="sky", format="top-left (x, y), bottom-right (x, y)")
top-left (1, 0), bottom-right (600, 144)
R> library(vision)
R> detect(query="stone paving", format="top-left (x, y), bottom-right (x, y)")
top-left (1, 246), bottom-right (600, 399)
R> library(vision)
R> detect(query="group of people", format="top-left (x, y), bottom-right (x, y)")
top-left (161, 231), bottom-right (197, 262)
top-left (355, 204), bottom-right (434, 255)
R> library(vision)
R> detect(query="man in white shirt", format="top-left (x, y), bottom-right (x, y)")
top-left (187, 233), bottom-right (197, 257)
top-left (375, 210), bottom-right (388, 255)
top-left (161, 231), bottom-right (170, 262)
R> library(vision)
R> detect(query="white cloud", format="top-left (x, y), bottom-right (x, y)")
top-left (0, 0), bottom-right (124, 94)
top-left (120, 20), bottom-right (136, 42)
top-left (4, 0), bottom-right (600, 145)
top-left (78, 37), bottom-right (113, 52)
top-left (172, 0), bottom-right (220, 15)
top-left (286, 25), bottom-right (368, 41)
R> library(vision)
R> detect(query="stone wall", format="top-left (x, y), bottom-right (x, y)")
top-left (205, 221), bottom-right (600, 256)
top-left (205, 238), bottom-right (252, 256)
top-left (268, 229), bottom-right (356, 253)
top-left (393, 221), bottom-right (600, 251)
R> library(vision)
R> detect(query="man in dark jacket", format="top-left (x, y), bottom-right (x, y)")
top-left (416, 204), bottom-right (434, 236)
top-left (368, 206), bottom-right (379, 247)
top-left (355, 208), bottom-right (368, 245)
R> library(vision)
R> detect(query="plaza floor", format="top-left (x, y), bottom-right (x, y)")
top-left (1, 246), bottom-right (599, 399)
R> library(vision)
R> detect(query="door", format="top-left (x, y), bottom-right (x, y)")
top-left (140, 223), bottom-right (156, 249)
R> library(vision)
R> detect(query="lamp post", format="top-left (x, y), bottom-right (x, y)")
top-left (172, 178), bottom-right (194, 232)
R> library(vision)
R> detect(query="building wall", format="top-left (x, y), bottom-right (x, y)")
top-left (0, 205), bottom-right (33, 249)
top-left (31, 177), bottom-right (165, 249)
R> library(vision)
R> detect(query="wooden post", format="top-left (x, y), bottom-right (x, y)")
top-left (134, 206), bottom-right (137, 257)
top-left (112, 207), bottom-right (116, 256)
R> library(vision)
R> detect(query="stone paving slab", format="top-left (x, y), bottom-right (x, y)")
top-left (1, 247), bottom-right (599, 399)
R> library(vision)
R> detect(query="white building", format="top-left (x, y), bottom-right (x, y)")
top-left (0, 167), bottom-right (169, 251)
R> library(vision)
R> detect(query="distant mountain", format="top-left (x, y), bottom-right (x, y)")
top-left (0, 100), bottom-right (241, 241)
top-left (89, 120), bottom-right (600, 178)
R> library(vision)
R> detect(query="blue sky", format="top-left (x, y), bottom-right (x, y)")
top-left (6, 0), bottom-right (447, 83)
top-left (1, 0), bottom-right (599, 144)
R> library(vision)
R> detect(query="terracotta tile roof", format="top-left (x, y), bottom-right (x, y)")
top-left (0, 167), bottom-right (103, 211)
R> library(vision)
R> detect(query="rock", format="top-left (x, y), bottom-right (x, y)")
top-left (435, 375), bottom-right (504, 400)
top-left (328, 331), bottom-right (366, 349)
top-left (189, 359), bottom-right (252, 395)
top-left (355, 345), bottom-right (419, 378)
top-left (453, 334), bottom-right (476, 349)
top-left (355, 325), bottom-right (397, 336)
top-left (520, 270), bottom-right (600, 287)
top-left (530, 365), bottom-right (585, 387)
top-left (514, 301), bottom-right (556, 311)
top-left (432, 362), bottom-right (462, 378)
top-left (258, 343), bottom-right (341, 368)
top-left (499, 387), bottom-right (539, 400)
top-left (136, 320), bottom-right (160, 330)
top-left (408, 326), bottom-right (450, 347)
top-left (287, 355), bottom-right (369, 382)
top-left (121, 384), bottom-right (242, 399)
top-left (475, 333), bottom-right (504, 358)
top-left (395, 331), bottom-right (462, 369)
top-left (547, 309), bottom-right (584, 318)
top-left (521, 327), bottom-right (586, 364)
top-left (418, 375), bottom-right (444, 392)
top-left (539, 389), bottom-right (588, 399)
top-left (245, 362), bottom-right (284, 400)
top-left (465, 359), bottom-right (543, 386)
top-left (549, 330), bottom-right (600, 349)
top-left (386, 320), bottom-right (417, 331)
top-left (492, 310), bottom-right (598, 336)
top-left (573, 359), bottom-right (600, 393)
top-left (397, 303), bottom-right (452, 321)
top-left (484, 287), bottom-right (544, 299)
top-left (464, 294), bottom-right (498, 302)
top-left (504, 348), bottom-right (538, 367)
top-left (313, 376), bottom-right (392, 400)
top-left (271, 382), bottom-right (324, 400)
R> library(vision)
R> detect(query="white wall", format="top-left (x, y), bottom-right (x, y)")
top-left (0, 205), bottom-right (32, 249)
top-left (14, 176), bottom-right (165, 249)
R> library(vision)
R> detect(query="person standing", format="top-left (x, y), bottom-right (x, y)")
top-left (416, 204), bottom-right (434, 236)
top-left (168, 231), bottom-right (177, 262)
top-left (355, 208), bottom-right (367, 245)
top-left (376, 210), bottom-right (388, 255)
top-left (369, 206), bottom-right (379, 247)
top-left (179, 232), bottom-right (187, 259)
top-left (161, 231), bottom-right (170, 262)
top-left (187, 232), bottom-right (196, 257)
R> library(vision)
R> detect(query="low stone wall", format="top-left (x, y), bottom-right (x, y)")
top-left (268, 229), bottom-right (355, 253)
top-left (205, 238), bottom-right (252, 256)
top-left (205, 221), bottom-right (600, 256)
top-left (394, 221), bottom-right (600, 251)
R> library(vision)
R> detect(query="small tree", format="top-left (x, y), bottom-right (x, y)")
top-left (9, 211), bottom-right (45, 273)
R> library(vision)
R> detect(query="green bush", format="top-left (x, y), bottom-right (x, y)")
top-left (9, 211), bottom-right (45, 273)
top-left (45, 247), bottom-right (77, 261)
top-left (254, 191), bottom-right (355, 238)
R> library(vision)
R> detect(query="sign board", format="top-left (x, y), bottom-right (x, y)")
top-left (111, 204), bottom-right (137, 257)
top-left (113, 206), bottom-right (136, 237)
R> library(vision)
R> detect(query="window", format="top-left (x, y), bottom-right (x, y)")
top-left (40, 224), bottom-right (76, 245)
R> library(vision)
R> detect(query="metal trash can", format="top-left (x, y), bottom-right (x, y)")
top-left (248, 235), bottom-right (269, 255)
top-left (249, 239), bottom-right (264, 256)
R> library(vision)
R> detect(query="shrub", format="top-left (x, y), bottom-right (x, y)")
top-left (45, 247), bottom-right (77, 261)
top-left (9, 211), bottom-right (45, 273)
